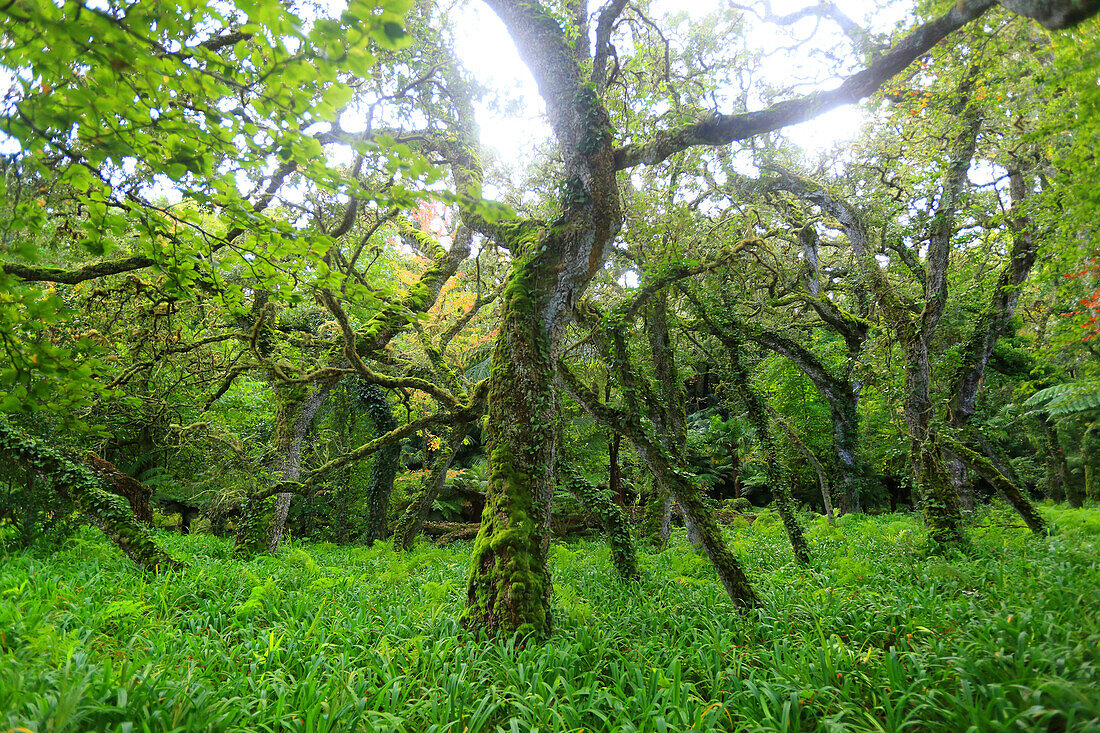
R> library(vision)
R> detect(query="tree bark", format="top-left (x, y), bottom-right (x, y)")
top-left (557, 461), bottom-right (639, 580)
top-left (945, 168), bottom-right (1042, 521)
top-left (942, 438), bottom-right (1046, 534)
top-left (462, 0), bottom-right (623, 637)
top-left (236, 383), bottom-right (329, 555)
top-left (557, 362), bottom-right (760, 608)
top-left (1039, 415), bottom-right (1068, 502)
top-left (646, 291), bottom-right (703, 547)
top-left (358, 381), bottom-right (402, 546)
top-left (393, 422), bottom-right (470, 551)
top-left (0, 415), bottom-right (178, 573)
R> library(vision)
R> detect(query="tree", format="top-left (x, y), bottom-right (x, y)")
top-left (3, 0), bottom-right (1097, 636)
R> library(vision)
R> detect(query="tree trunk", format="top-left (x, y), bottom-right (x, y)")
top-left (236, 383), bottom-right (329, 556)
top-left (557, 462), bottom-right (638, 580)
top-left (609, 433), bottom-right (623, 505)
top-left (722, 335), bottom-right (811, 563)
top-left (393, 422), bottom-right (470, 551)
top-left (358, 381), bottom-right (402, 546)
top-left (1083, 423), bottom-right (1099, 501)
top-left (0, 415), bottom-right (178, 573)
top-left (646, 291), bottom-right (704, 549)
top-left (84, 453), bottom-right (154, 524)
top-left (462, 254), bottom-right (559, 637)
top-left (605, 376), bottom-right (624, 506)
top-left (636, 444), bottom-right (759, 608)
top-left (640, 482), bottom-right (673, 546)
top-left (1066, 472), bottom-right (1086, 509)
top-left (556, 362), bottom-right (760, 609)
top-left (943, 437), bottom-right (1046, 534)
top-left (1039, 415), bottom-right (1067, 502)
top-left (944, 168), bottom-right (1042, 519)
top-left (903, 337), bottom-right (967, 547)
top-left (830, 397), bottom-right (862, 514)
top-left (943, 449), bottom-right (974, 511)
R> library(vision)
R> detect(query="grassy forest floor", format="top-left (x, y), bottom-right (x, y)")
top-left (1, 506), bottom-right (1098, 733)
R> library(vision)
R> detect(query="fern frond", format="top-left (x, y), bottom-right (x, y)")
top-left (1026, 380), bottom-right (1100, 417)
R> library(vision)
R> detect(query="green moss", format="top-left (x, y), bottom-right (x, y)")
top-left (0, 415), bottom-right (177, 573)
top-left (461, 444), bottom-right (550, 637)
top-left (462, 248), bottom-right (556, 637)
top-left (558, 464), bottom-right (638, 580)
top-left (915, 441), bottom-right (969, 550)
top-left (357, 381), bottom-right (401, 546)
top-left (234, 496), bottom-right (275, 557)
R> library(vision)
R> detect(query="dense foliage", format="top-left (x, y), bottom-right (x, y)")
top-left (2, 0), bottom-right (1100, 728)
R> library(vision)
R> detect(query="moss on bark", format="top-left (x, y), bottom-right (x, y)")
top-left (462, 249), bottom-right (556, 637)
top-left (557, 462), bottom-right (638, 581)
top-left (0, 415), bottom-right (178, 573)
top-left (357, 381), bottom-right (401, 546)
top-left (462, 443), bottom-right (551, 637)
top-left (914, 438), bottom-right (968, 548)
top-left (393, 422), bottom-right (470, 551)
top-left (723, 336), bottom-right (811, 564)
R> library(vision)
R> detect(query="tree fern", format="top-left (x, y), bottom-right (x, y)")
top-left (1025, 380), bottom-right (1100, 418)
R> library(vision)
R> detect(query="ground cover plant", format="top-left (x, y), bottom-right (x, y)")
top-left (2, 506), bottom-right (1097, 732)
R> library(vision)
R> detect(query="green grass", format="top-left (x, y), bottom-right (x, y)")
top-left (1, 506), bottom-right (1098, 732)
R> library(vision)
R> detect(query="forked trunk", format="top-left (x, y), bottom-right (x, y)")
top-left (636, 444), bottom-right (759, 608)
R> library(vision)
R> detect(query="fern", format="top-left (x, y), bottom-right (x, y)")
top-left (1025, 380), bottom-right (1100, 418)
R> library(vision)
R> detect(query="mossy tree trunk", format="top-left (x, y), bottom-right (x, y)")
top-left (720, 333), bottom-right (811, 564)
top-left (236, 382), bottom-right (329, 556)
top-left (462, 0), bottom-right (623, 637)
top-left (462, 252), bottom-right (561, 637)
top-left (557, 363), bottom-right (760, 608)
top-left (945, 168), bottom-right (1042, 521)
top-left (599, 372), bottom-right (624, 506)
top-left (943, 438), bottom-right (1045, 534)
top-left (393, 422), bottom-right (470, 551)
top-left (357, 381), bottom-right (402, 546)
top-left (646, 291), bottom-right (703, 546)
top-left (635, 443), bottom-right (759, 607)
top-left (557, 461), bottom-right (639, 581)
top-left (1039, 415), bottom-right (1068, 502)
top-left (903, 333), bottom-right (968, 546)
top-left (640, 479), bottom-right (673, 546)
top-left (0, 415), bottom-right (178, 573)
